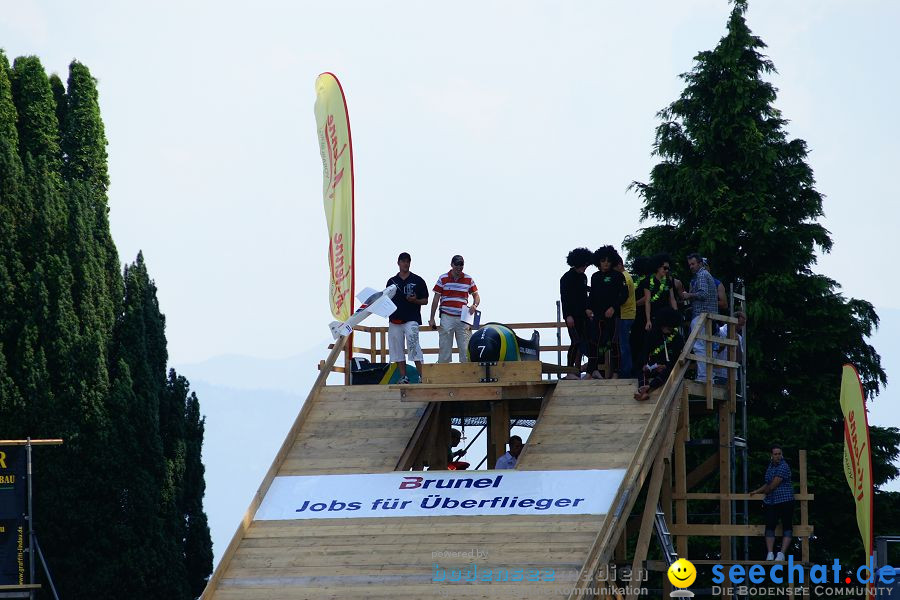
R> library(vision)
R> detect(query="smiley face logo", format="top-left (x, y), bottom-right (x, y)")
top-left (667, 558), bottom-right (697, 588)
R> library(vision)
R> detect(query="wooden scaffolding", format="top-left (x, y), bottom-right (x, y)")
top-left (201, 312), bottom-right (813, 599)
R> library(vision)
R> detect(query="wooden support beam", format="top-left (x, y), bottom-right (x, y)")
top-left (685, 452), bottom-right (719, 490)
top-left (395, 403), bottom-right (439, 471)
top-left (674, 493), bottom-right (814, 501)
top-left (421, 361), bottom-right (543, 384)
top-left (684, 380), bottom-right (728, 401)
top-left (397, 382), bottom-right (553, 402)
top-left (661, 456), bottom-right (673, 529)
top-left (670, 524), bottom-right (814, 537)
top-left (488, 399), bottom-right (510, 469)
top-left (686, 354), bottom-right (741, 370)
top-left (541, 362), bottom-right (579, 375)
top-left (697, 334), bottom-right (739, 346)
top-left (433, 402), bottom-right (451, 470)
top-left (627, 403), bottom-right (681, 600)
top-left (719, 399), bottom-right (732, 560)
top-left (675, 383), bottom-right (689, 558)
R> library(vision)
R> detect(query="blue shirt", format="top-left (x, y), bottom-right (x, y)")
top-left (689, 267), bottom-right (719, 318)
top-left (764, 460), bottom-right (793, 505)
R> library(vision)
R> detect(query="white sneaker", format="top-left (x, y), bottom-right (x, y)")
top-left (766, 552), bottom-right (775, 561)
top-left (775, 552), bottom-right (785, 561)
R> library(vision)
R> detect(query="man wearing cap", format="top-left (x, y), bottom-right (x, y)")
top-left (386, 252), bottom-right (429, 384)
top-left (429, 255), bottom-right (480, 363)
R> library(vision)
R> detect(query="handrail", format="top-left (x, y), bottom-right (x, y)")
top-left (324, 320), bottom-right (581, 379)
top-left (568, 313), bottom-right (715, 598)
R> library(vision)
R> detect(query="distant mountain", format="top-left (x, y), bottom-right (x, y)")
top-left (174, 345), bottom-right (331, 565)
top-left (176, 343), bottom-right (332, 395)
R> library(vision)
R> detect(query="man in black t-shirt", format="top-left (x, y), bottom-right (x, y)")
top-left (386, 252), bottom-right (429, 383)
top-left (589, 246), bottom-right (628, 379)
top-left (560, 247), bottom-right (594, 377)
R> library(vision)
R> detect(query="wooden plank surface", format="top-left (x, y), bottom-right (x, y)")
top-left (206, 355), bottom-right (670, 599)
top-left (421, 361), bottom-right (542, 384)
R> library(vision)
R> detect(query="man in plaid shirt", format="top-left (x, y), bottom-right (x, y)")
top-left (683, 253), bottom-right (720, 382)
top-left (752, 444), bottom-right (794, 561)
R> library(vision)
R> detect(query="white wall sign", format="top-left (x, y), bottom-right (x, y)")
top-left (255, 469), bottom-right (626, 520)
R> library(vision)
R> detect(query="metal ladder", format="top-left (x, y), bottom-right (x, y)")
top-left (653, 503), bottom-right (679, 565)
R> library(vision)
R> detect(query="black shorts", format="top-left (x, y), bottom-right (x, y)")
top-left (764, 500), bottom-right (794, 537)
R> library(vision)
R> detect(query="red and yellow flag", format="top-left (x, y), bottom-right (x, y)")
top-left (314, 73), bottom-right (354, 321)
top-left (840, 364), bottom-right (874, 561)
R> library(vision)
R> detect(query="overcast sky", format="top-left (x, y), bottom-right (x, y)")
top-left (3, 0), bottom-right (899, 558)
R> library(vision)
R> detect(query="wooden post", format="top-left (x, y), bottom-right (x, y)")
top-left (433, 402), bottom-right (451, 470)
top-left (344, 333), bottom-right (352, 384)
top-left (370, 329), bottom-right (376, 363)
top-left (614, 528), bottom-right (627, 563)
top-left (675, 384), bottom-right (689, 558)
top-left (719, 399), bottom-right (732, 560)
top-left (488, 400), bottom-right (510, 469)
top-left (380, 329), bottom-right (387, 362)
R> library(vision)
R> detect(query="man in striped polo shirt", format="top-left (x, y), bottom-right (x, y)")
top-left (428, 255), bottom-right (481, 363)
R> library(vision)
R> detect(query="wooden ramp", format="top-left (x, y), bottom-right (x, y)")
top-left (518, 380), bottom-right (656, 472)
top-left (203, 344), bottom-right (680, 600)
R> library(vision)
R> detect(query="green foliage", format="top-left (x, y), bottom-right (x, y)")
top-left (0, 55), bottom-right (212, 598)
top-left (624, 2), bottom-right (900, 565)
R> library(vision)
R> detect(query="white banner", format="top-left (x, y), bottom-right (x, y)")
top-left (256, 469), bottom-right (625, 520)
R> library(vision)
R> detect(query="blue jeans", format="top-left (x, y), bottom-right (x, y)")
top-left (618, 318), bottom-right (634, 378)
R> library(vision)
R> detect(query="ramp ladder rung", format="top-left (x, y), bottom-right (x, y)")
top-left (654, 503), bottom-right (678, 565)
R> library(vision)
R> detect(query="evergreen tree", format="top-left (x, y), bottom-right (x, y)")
top-left (166, 370), bottom-right (213, 596)
top-left (624, 1), bottom-right (900, 564)
top-left (0, 51), bottom-right (25, 415)
top-left (1, 55), bottom-right (212, 598)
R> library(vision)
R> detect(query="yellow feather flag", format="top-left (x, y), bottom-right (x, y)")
top-left (314, 73), bottom-right (354, 321)
top-left (840, 364), bottom-right (874, 562)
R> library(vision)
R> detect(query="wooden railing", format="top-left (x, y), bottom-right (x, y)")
top-left (322, 320), bottom-right (578, 382)
top-left (319, 319), bottom-right (635, 382)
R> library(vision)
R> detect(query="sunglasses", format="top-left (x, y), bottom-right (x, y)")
top-left (662, 266), bottom-right (670, 271)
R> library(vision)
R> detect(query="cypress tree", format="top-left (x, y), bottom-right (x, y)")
top-left (169, 370), bottom-right (213, 596)
top-left (184, 403), bottom-right (213, 596)
top-left (2, 54), bottom-right (212, 599)
top-left (0, 50), bottom-right (25, 417)
top-left (624, 1), bottom-right (900, 564)
top-left (104, 254), bottom-right (171, 598)
top-left (8, 56), bottom-right (75, 433)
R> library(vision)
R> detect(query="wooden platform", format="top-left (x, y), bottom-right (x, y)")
top-left (202, 364), bottom-right (668, 599)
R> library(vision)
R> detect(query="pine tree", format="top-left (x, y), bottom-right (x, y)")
top-left (624, 1), bottom-right (900, 564)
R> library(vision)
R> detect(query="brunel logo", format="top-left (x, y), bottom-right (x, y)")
top-left (399, 475), bottom-right (504, 490)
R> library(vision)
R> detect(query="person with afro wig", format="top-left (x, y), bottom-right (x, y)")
top-left (560, 247), bottom-right (594, 377)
